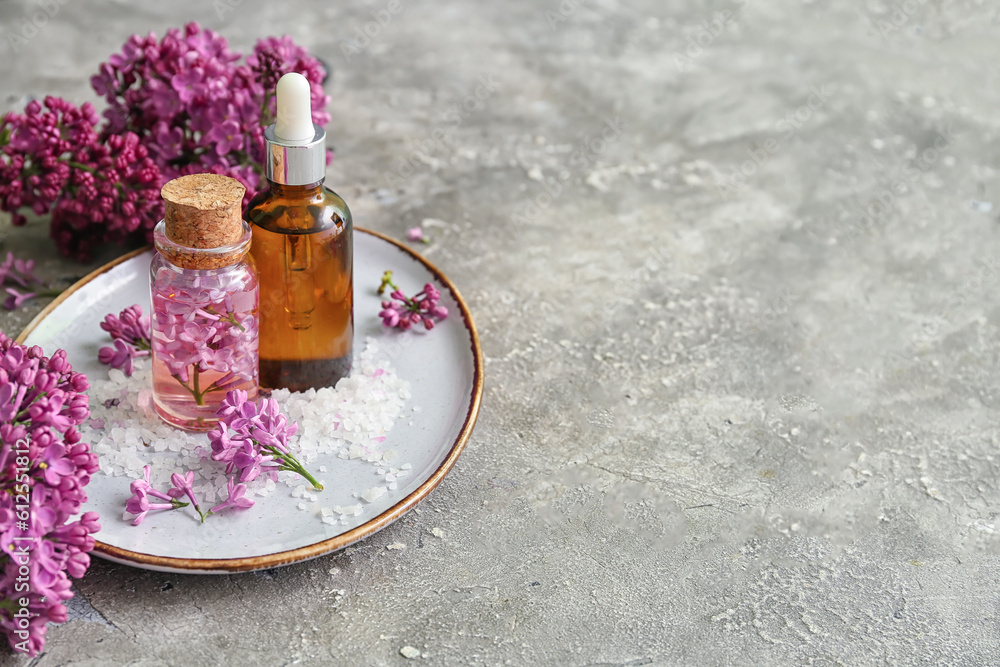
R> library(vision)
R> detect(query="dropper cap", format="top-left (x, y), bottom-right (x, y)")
top-left (275, 73), bottom-right (315, 142)
top-left (264, 72), bottom-right (326, 185)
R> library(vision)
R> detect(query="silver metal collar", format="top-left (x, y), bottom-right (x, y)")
top-left (264, 123), bottom-right (327, 186)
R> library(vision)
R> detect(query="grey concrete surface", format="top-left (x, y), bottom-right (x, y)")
top-left (2, 0), bottom-right (1000, 664)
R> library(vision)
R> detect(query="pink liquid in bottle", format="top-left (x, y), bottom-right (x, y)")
top-left (150, 220), bottom-right (259, 431)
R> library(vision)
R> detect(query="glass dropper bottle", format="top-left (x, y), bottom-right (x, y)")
top-left (247, 72), bottom-right (354, 392)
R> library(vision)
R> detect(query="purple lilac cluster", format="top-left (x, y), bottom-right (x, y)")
top-left (0, 97), bottom-right (163, 261)
top-left (209, 390), bottom-right (322, 490)
top-left (0, 24), bottom-right (330, 261)
top-left (150, 270), bottom-right (258, 406)
top-left (124, 390), bottom-right (316, 526)
top-left (97, 305), bottom-right (151, 376)
top-left (0, 252), bottom-right (57, 311)
top-left (91, 23), bottom-right (330, 207)
top-left (378, 270), bottom-right (449, 331)
top-left (0, 332), bottom-right (100, 657)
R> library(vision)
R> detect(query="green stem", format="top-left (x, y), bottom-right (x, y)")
top-left (378, 270), bottom-right (399, 296)
top-left (66, 160), bottom-right (119, 189)
top-left (173, 369), bottom-right (207, 406)
top-left (264, 445), bottom-right (323, 491)
top-left (192, 368), bottom-right (204, 406)
top-left (174, 378), bottom-right (196, 398)
top-left (260, 91), bottom-right (275, 126)
top-left (12, 393), bottom-right (46, 423)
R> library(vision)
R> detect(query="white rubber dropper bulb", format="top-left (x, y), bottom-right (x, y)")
top-left (274, 72), bottom-right (315, 143)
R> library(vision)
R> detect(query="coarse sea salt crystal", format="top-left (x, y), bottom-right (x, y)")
top-left (79, 337), bottom-right (412, 526)
top-left (361, 486), bottom-right (387, 503)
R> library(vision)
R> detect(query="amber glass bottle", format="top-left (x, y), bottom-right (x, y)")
top-left (247, 182), bottom-right (352, 391)
top-left (247, 72), bottom-right (353, 392)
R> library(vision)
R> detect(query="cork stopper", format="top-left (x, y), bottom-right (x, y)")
top-left (159, 174), bottom-right (248, 270)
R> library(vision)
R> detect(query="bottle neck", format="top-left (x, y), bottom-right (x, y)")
top-left (153, 220), bottom-right (253, 271)
top-left (267, 180), bottom-right (325, 198)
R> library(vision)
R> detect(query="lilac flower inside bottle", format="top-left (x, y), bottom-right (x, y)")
top-left (150, 174), bottom-right (259, 431)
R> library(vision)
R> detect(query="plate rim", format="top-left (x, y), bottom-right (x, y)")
top-left (16, 228), bottom-right (484, 573)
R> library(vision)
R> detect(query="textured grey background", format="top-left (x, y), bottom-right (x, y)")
top-left (1, 0), bottom-right (1000, 664)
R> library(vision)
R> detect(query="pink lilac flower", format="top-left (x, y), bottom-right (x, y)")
top-left (124, 490), bottom-right (177, 526)
top-left (406, 226), bottom-right (426, 243)
top-left (0, 252), bottom-right (59, 311)
top-left (97, 305), bottom-right (152, 377)
top-left (167, 471), bottom-right (208, 522)
top-left (129, 465), bottom-right (172, 502)
top-left (100, 304), bottom-right (151, 349)
top-left (0, 332), bottom-right (100, 657)
top-left (3, 288), bottom-right (33, 311)
top-left (97, 339), bottom-right (144, 376)
top-left (123, 465), bottom-right (188, 526)
top-left (209, 478), bottom-right (254, 514)
top-left (377, 271), bottom-right (449, 331)
top-left (208, 390), bottom-right (320, 490)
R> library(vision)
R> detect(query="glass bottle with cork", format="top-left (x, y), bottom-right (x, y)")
top-left (150, 173), bottom-right (259, 431)
top-left (247, 72), bottom-right (353, 392)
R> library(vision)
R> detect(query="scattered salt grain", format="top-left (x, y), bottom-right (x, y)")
top-left (386, 543), bottom-right (406, 550)
top-left (361, 486), bottom-right (387, 503)
top-left (432, 527), bottom-right (444, 538)
top-left (400, 646), bottom-right (421, 659)
top-left (333, 504), bottom-right (363, 516)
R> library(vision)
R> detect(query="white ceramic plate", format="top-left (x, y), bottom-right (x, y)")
top-left (18, 229), bottom-right (482, 574)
